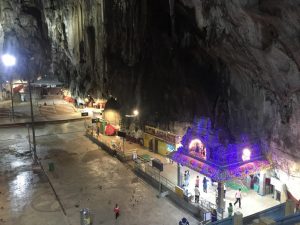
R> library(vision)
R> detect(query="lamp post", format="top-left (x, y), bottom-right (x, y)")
top-left (1, 54), bottom-right (16, 120)
top-left (28, 78), bottom-right (37, 162)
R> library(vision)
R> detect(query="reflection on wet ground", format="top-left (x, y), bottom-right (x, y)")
top-left (9, 171), bottom-right (34, 213)
top-left (0, 139), bottom-right (34, 214)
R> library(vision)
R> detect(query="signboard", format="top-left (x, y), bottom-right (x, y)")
top-left (175, 186), bottom-right (184, 198)
top-left (81, 112), bottom-right (88, 117)
top-left (145, 126), bottom-right (180, 144)
top-left (117, 131), bottom-right (126, 138)
top-left (92, 118), bottom-right (100, 123)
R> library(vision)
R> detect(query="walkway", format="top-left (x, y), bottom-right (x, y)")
top-left (91, 132), bottom-right (280, 218)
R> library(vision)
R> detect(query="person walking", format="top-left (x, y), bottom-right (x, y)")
top-left (234, 189), bottom-right (242, 208)
top-left (203, 177), bottom-right (207, 193)
top-left (114, 204), bottom-right (120, 220)
top-left (228, 203), bottom-right (233, 217)
top-left (194, 186), bottom-right (200, 203)
top-left (195, 175), bottom-right (200, 187)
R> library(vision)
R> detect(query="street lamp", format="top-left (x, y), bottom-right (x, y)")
top-left (27, 56), bottom-right (38, 163)
top-left (125, 109), bottom-right (139, 118)
top-left (1, 54), bottom-right (16, 120)
top-left (133, 109), bottom-right (139, 116)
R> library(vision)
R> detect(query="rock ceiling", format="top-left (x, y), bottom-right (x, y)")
top-left (0, 0), bottom-right (300, 175)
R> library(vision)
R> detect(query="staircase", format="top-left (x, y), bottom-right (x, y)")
top-left (55, 104), bottom-right (76, 114)
top-left (39, 104), bottom-right (77, 116)
top-left (39, 105), bottom-right (56, 116)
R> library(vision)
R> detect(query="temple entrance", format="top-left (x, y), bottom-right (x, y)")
top-left (188, 139), bottom-right (206, 160)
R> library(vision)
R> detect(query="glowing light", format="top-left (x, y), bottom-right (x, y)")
top-left (133, 109), bottom-right (139, 116)
top-left (189, 139), bottom-right (203, 150)
top-left (1, 54), bottom-right (16, 67)
top-left (167, 144), bottom-right (175, 152)
top-left (242, 148), bottom-right (251, 161)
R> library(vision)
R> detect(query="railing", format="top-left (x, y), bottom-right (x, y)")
top-left (208, 203), bottom-right (300, 225)
top-left (209, 217), bottom-right (233, 225)
top-left (198, 197), bottom-right (217, 212)
top-left (275, 212), bottom-right (300, 224)
top-left (144, 163), bottom-right (176, 191)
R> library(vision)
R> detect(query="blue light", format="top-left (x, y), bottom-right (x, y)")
top-left (173, 117), bottom-right (264, 168)
top-left (167, 144), bottom-right (175, 152)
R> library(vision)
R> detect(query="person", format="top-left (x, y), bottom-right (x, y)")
top-left (179, 217), bottom-right (189, 225)
top-left (181, 170), bottom-right (185, 187)
top-left (228, 203), bottom-right (233, 217)
top-left (194, 186), bottom-right (200, 203)
top-left (203, 177), bottom-right (207, 193)
top-left (195, 175), bottom-right (200, 187)
top-left (186, 170), bottom-right (190, 186)
top-left (211, 209), bottom-right (217, 222)
top-left (114, 204), bottom-right (120, 220)
top-left (234, 189), bottom-right (242, 208)
top-left (183, 171), bottom-right (187, 186)
top-left (224, 183), bottom-right (227, 198)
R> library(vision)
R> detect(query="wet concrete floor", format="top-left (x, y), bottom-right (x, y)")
top-left (0, 121), bottom-right (199, 225)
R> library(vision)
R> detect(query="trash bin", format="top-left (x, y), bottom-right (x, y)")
top-left (80, 208), bottom-right (91, 225)
top-left (48, 162), bottom-right (55, 172)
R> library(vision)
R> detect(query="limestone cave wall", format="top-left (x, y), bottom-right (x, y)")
top-left (0, 0), bottom-right (300, 196)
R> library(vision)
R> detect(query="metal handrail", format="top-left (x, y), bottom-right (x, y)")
top-left (143, 163), bottom-right (176, 191)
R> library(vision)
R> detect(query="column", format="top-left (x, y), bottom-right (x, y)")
top-left (177, 163), bottom-right (181, 186)
top-left (285, 199), bottom-right (296, 216)
top-left (259, 172), bottom-right (266, 196)
top-left (217, 181), bottom-right (225, 210)
top-left (233, 211), bottom-right (243, 225)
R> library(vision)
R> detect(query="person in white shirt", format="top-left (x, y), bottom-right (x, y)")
top-left (234, 188), bottom-right (242, 208)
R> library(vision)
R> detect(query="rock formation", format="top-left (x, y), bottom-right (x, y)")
top-left (0, 0), bottom-right (299, 197)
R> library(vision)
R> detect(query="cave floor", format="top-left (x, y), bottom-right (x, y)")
top-left (0, 121), bottom-right (199, 225)
top-left (0, 97), bottom-right (280, 223)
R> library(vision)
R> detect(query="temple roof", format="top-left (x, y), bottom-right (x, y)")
top-left (172, 152), bottom-right (271, 182)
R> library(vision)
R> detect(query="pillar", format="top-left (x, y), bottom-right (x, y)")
top-left (285, 199), bottom-right (296, 216)
top-left (233, 211), bottom-right (243, 225)
top-left (259, 172), bottom-right (266, 196)
top-left (177, 163), bottom-right (181, 186)
top-left (217, 181), bottom-right (225, 210)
